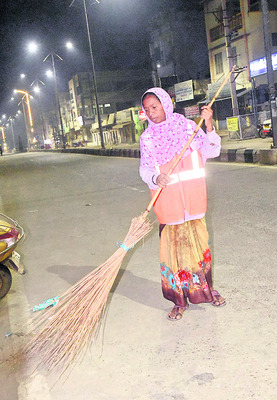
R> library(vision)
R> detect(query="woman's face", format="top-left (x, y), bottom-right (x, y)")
top-left (143, 95), bottom-right (166, 124)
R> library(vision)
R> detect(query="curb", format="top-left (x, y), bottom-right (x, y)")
top-left (44, 147), bottom-right (277, 165)
top-left (213, 148), bottom-right (277, 165)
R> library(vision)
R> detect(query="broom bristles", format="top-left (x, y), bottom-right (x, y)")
top-left (23, 214), bottom-right (152, 372)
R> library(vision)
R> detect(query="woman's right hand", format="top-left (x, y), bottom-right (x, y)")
top-left (156, 173), bottom-right (172, 188)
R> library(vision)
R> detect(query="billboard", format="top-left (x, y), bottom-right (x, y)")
top-left (174, 80), bottom-right (194, 102)
top-left (250, 52), bottom-right (277, 77)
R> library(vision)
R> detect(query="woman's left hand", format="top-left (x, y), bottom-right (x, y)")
top-left (201, 105), bottom-right (214, 132)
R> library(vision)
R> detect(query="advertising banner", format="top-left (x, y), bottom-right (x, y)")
top-left (174, 80), bottom-right (194, 102)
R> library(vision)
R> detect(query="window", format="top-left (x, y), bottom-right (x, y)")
top-left (249, 0), bottom-right (277, 11)
top-left (215, 52), bottom-right (223, 74)
top-left (226, 0), bottom-right (241, 16)
top-left (249, 0), bottom-right (260, 11)
top-left (272, 33), bottom-right (277, 47)
top-left (268, 0), bottom-right (277, 11)
top-left (154, 47), bottom-right (161, 62)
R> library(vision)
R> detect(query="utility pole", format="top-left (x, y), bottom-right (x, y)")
top-left (222, 0), bottom-right (239, 116)
top-left (261, 0), bottom-right (277, 147)
top-left (83, 0), bottom-right (105, 149)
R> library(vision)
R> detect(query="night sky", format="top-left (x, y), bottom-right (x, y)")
top-left (0, 0), bottom-right (204, 115)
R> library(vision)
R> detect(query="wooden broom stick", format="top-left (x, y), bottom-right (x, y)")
top-left (142, 66), bottom-right (236, 219)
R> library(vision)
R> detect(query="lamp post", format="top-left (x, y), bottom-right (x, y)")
top-left (0, 126), bottom-right (6, 151)
top-left (221, 0), bottom-right (239, 116)
top-left (83, 0), bottom-right (105, 149)
top-left (43, 52), bottom-right (66, 149)
top-left (14, 89), bottom-right (34, 147)
top-left (7, 116), bottom-right (16, 150)
top-left (69, 0), bottom-right (105, 149)
top-left (27, 40), bottom-right (73, 149)
top-left (30, 79), bottom-right (47, 141)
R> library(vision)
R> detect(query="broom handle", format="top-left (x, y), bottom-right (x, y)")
top-left (142, 66), bottom-right (236, 219)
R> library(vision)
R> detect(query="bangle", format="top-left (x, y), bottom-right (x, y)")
top-left (152, 175), bottom-right (158, 185)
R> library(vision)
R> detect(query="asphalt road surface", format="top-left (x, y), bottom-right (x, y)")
top-left (0, 152), bottom-right (276, 400)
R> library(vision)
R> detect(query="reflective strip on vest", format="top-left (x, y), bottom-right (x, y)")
top-left (155, 150), bottom-right (205, 184)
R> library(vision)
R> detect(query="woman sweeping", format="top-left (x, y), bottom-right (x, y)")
top-left (139, 87), bottom-right (225, 321)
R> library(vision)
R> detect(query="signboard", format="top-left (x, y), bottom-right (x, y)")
top-left (226, 116), bottom-right (239, 131)
top-left (138, 110), bottom-right (147, 121)
top-left (249, 52), bottom-right (277, 77)
top-left (184, 105), bottom-right (200, 119)
top-left (78, 115), bottom-right (84, 126)
top-left (174, 80), bottom-right (194, 102)
top-left (116, 110), bottom-right (132, 123)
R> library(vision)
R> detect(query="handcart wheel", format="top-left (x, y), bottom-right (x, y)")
top-left (0, 264), bottom-right (12, 299)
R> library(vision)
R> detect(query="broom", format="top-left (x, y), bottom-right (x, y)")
top-left (23, 67), bottom-right (235, 372)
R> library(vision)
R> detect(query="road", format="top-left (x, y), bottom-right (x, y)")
top-left (0, 152), bottom-right (276, 400)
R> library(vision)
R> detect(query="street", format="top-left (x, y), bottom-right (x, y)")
top-left (0, 152), bottom-right (276, 400)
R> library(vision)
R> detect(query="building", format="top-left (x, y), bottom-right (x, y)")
top-left (148, 7), bottom-right (210, 88)
top-left (203, 0), bottom-right (277, 128)
top-left (68, 70), bottom-right (153, 144)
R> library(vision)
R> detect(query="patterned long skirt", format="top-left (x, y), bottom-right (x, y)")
top-left (159, 218), bottom-right (213, 307)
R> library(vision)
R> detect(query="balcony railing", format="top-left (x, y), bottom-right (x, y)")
top-left (210, 13), bottom-right (242, 42)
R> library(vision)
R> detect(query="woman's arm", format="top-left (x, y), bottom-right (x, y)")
top-left (139, 165), bottom-right (160, 190)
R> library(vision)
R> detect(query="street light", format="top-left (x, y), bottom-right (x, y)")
top-left (69, 0), bottom-right (105, 149)
top-left (14, 89), bottom-right (34, 129)
top-left (0, 126), bottom-right (5, 143)
top-left (27, 40), bottom-right (73, 149)
top-left (43, 51), bottom-right (66, 149)
top-left (27, 41), bottom-right (39, 54)
top-left (7, 116), bottom-right (16, 150)
top-left (14, 89), bottom-right (34, 147)
top-left (30, 79), bottom-right (47, 140)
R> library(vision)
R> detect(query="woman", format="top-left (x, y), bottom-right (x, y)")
top-left (139, 87), bottom-right (225, 321)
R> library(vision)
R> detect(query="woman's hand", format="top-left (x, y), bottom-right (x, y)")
top-left (201, 105), bottom-right (214, 132)
top-left (156, 173), bottom-right (172, 188)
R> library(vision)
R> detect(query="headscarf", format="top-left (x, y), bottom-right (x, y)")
top-left (140, 87), bottom-right (205, 167)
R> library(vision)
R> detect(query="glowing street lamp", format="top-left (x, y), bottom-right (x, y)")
top-left (65, 41), bottom-right (73, 50)
top-left (26, 40), bottom-right (74, 149)
top-left (27, 41), bottom-right (39, 54)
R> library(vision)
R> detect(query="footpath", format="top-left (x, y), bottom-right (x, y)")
top-left (55, 133), bottom-right (277, 166)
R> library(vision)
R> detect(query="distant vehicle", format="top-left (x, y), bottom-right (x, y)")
top-left (257, 119), bottom-right (272, 139)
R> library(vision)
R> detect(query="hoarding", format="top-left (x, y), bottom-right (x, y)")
top-left (250, 52), bottom-right (277, 77)
top-left (174, 80), bottom-right (194, 102)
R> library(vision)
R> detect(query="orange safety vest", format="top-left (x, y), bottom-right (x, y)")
top-left (150, 149), bottom-right (207, 224)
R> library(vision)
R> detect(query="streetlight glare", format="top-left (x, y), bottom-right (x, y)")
top-left (33, 86), bottom-right (40, 93)
top-left (66, 41), bottom-right (73, 50)
top-left (28, 41), bottom-right (39, 53)
top-left (20, 73), bottom-right (26, 79)
top-left (46, 69), bottom-right (53, 78)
